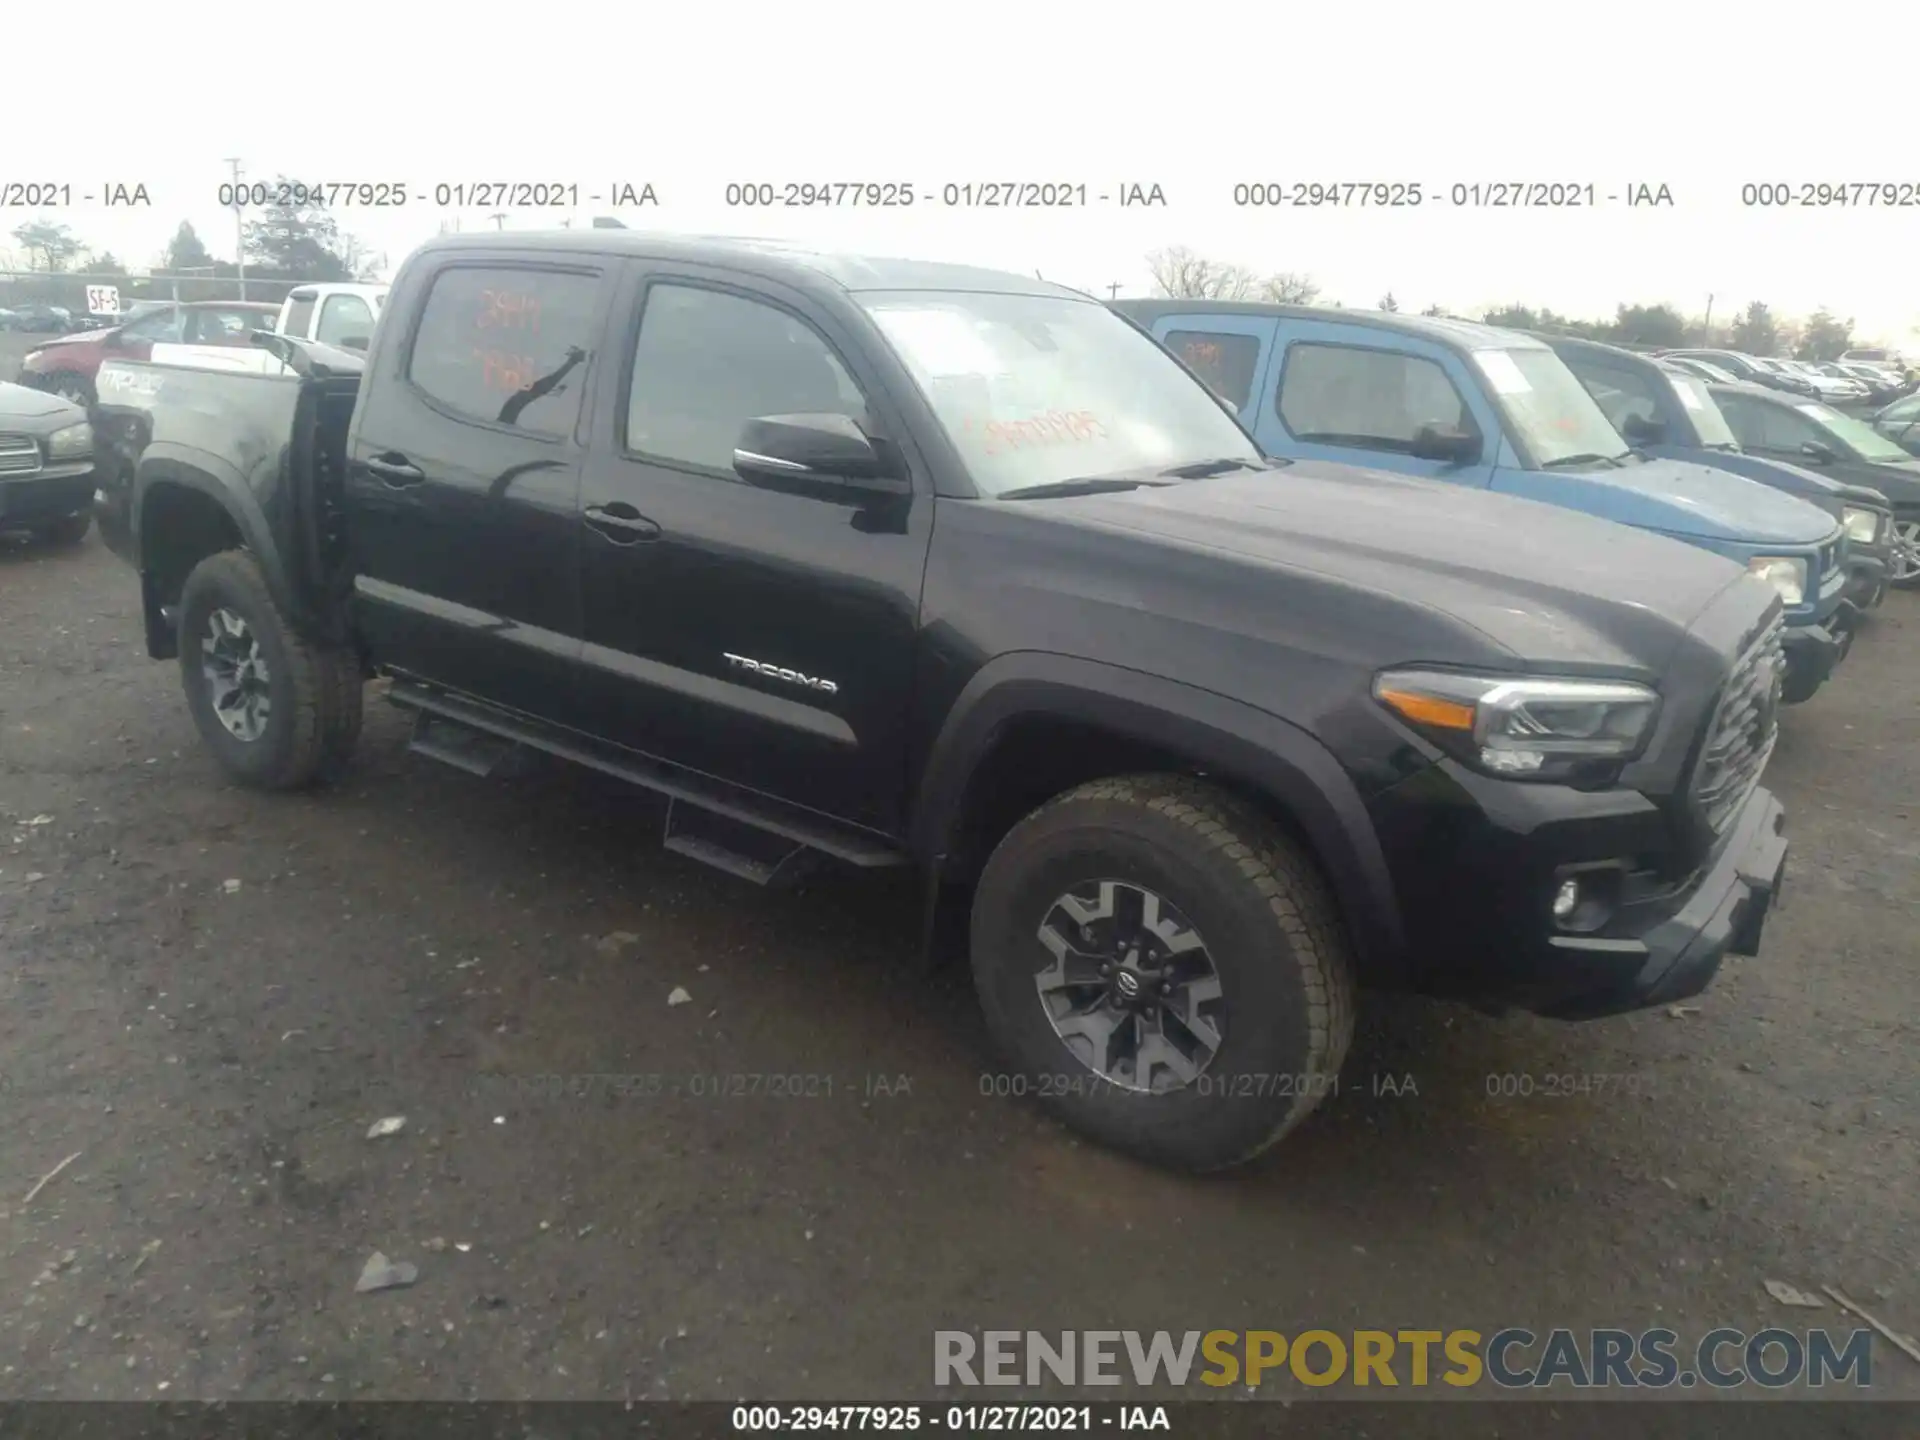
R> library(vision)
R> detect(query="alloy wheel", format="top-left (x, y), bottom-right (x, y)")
top-left (1891, 520), bottom-right (1920, 584)
top-left (201, 607), bottom-right (273, 741)
top-left (1034, 879), bottom-right (1224, 1093)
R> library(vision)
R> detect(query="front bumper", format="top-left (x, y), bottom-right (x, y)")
top-left (0, 463), bottom-right (96, 530)
top-left (1368, 764), bottom-right (1788, 1021)
top-left (1533, 787), bottom-right (1787, 1019)
top-left (1779, 607), bottom-right (1856, 702)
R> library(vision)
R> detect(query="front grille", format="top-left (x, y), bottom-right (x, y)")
top-left (0, 433), bottom-right (42, 475)
top-left (1690, 617), bottom-right (1785, 834)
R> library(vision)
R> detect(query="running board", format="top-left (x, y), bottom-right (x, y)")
top-left (407, 711), bottom-right (521, 777)
top-left (662, 799), bottom-right (816, 888)
top-left (384, 679), bottom-right (907, 874)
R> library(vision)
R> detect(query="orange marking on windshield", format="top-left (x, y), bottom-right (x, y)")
top-left (972, 410), bottom-right (1109, 455)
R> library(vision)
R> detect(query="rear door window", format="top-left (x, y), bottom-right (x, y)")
top-left (407, 266), bottom-right (603, 437)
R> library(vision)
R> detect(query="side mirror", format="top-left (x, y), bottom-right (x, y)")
top-left (1410, 424), bottom-right (1482, 465)
top-left (733, 413), bottom-right (909, 495)
top-left (1621, 413), bottom-right (1666, 445)
top-left (1800, 439), bottom-right (1838, 465)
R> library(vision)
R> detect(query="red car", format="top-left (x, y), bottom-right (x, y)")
top-left (17, 300), bottom-right (280, 405)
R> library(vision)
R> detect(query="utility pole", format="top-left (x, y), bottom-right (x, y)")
top-left (1702, 293), bottom-right (1714, 345)
top-left (224, 157), bottom-right (247, 300)
top-left (1107, 282), bottom-right (1122, 300)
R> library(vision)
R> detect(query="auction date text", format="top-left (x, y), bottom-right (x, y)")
top-left (720, 181), bottom-right (1166, 208)
top-left (1, 182), bottom-right (150, 207)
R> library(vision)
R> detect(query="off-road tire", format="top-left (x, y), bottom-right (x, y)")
top-left (970, 773), bottom-right (1356, 1172)
top-left (176, 549), bottom-right (360, 790)
top-left (35, 510), bottom-right (92, 546)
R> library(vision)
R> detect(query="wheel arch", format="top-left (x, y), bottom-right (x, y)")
top-left (912, 652), bottom-right (1406, 982)
top-left (133, 449), bottom-right (295, 659)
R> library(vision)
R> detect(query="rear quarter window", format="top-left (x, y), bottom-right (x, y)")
top-left (1163, 330), bottom-right (1261, 409)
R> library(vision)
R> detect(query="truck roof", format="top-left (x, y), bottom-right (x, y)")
top-left (1109, 299), bottom-right (1547, 352)
top-left (407, 230), bottom-right (1086, 301)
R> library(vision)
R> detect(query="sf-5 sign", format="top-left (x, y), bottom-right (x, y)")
top-left (85, 285), bottom-right (121, 316)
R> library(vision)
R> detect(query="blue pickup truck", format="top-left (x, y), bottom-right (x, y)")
top-left (1112, 301), bottom-right (1851, 703)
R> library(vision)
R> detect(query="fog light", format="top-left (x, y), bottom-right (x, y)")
top-left (1552, 878), bottom-right (1580, 921)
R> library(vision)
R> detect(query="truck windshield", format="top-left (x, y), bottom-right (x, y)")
top-left (860, 291), bottom-right (1261, 496)
top-left (1472, 348), bottom-right (1632, 467)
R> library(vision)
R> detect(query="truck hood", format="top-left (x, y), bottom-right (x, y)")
top-left (1056, 461), bottom-right (1750, 672)
top-left (1657, 446), bottom-right (1871, 510)
top-left (0, 379), bottom-right (86, 423)
top-left (1496, 456), bottom-right (1835, 545)
top-left (24, 329), bottom-right (112, 353)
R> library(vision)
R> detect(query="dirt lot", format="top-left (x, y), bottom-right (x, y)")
top-left (1, 513), bottom-right (1917, 1406)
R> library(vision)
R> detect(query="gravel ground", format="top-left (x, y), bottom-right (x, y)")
top-left (1, 504), bottom-right (1916, 1408)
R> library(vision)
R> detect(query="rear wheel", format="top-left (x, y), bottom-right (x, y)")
top-left (176, 549), bottom-right (361, 790)
top-left (969, 774), bottom-right (1355, 1172)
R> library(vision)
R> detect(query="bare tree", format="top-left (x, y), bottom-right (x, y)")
top-left (1261, 272), bottom-right (1321, 305)
top-left (1147, 245), bottom-right (1263, 300)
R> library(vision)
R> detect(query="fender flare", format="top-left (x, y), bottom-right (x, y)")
top-left (911, 652), bottom-right (1406, 979)
top-left (134, 442), bottom-right (300, 623)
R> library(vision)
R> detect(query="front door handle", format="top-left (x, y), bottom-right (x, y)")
top-left (583, 501), bottom-right (661, 543)
top-left (366, 453), bottom-right (424, 487)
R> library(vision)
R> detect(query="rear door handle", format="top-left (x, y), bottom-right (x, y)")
top-left (366, 453), bottom-right (424, 487)
top-left (583, 501), bottom-right (661, 543)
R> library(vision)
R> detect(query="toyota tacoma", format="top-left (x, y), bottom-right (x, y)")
top-left (93, 232), bottom-right (1791, 1172)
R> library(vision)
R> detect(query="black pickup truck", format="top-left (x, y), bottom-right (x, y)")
top-left (93, 232), bottom-right (1790, 1172)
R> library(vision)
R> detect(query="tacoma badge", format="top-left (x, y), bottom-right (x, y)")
top-left (723, 652), bottom-right (839, 695)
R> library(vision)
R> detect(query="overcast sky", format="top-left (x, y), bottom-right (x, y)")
top-left (10, 2), bottom-right (1918, 343)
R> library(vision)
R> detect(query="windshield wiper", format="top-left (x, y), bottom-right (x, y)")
top-left (997, 477), bottom-right (1176, 500)
top-left (1157, 456), bottom-right (1275, 479)
top-left (1542, 451), bottom-right (1629, 470)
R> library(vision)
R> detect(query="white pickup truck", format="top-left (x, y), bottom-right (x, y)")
top-left (153, 282), bottom-right (387, 375)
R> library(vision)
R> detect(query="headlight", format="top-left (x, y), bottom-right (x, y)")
top-left (1746, 555), bottom-right (1806, 605)
top-left (1841, 506), bottom-right (1881, 543)
top-left (1372, 669), bottom-right (1660, 781)
top-left (46, 421), bottom-right (93, 459)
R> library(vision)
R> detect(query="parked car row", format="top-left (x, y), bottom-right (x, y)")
top-left (1659, 347), bottom-right (1914, 407)
top-left (1117, 300), bottom-right (1919, 705)
top-left (0, 302), bottom-right (79, 333)
top-left (4, 229), bottom-right (1899, 1173)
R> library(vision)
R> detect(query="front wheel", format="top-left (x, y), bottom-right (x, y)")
top-left (1889, 518), bottom-right (1920, 590)
top-left (969, 774), bottom-right (1356, 1172)
top-left (176, 549), bottom-right (362, 790)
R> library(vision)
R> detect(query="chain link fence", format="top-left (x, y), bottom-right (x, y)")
top-left (0, 269), bottom-right (303, 329)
